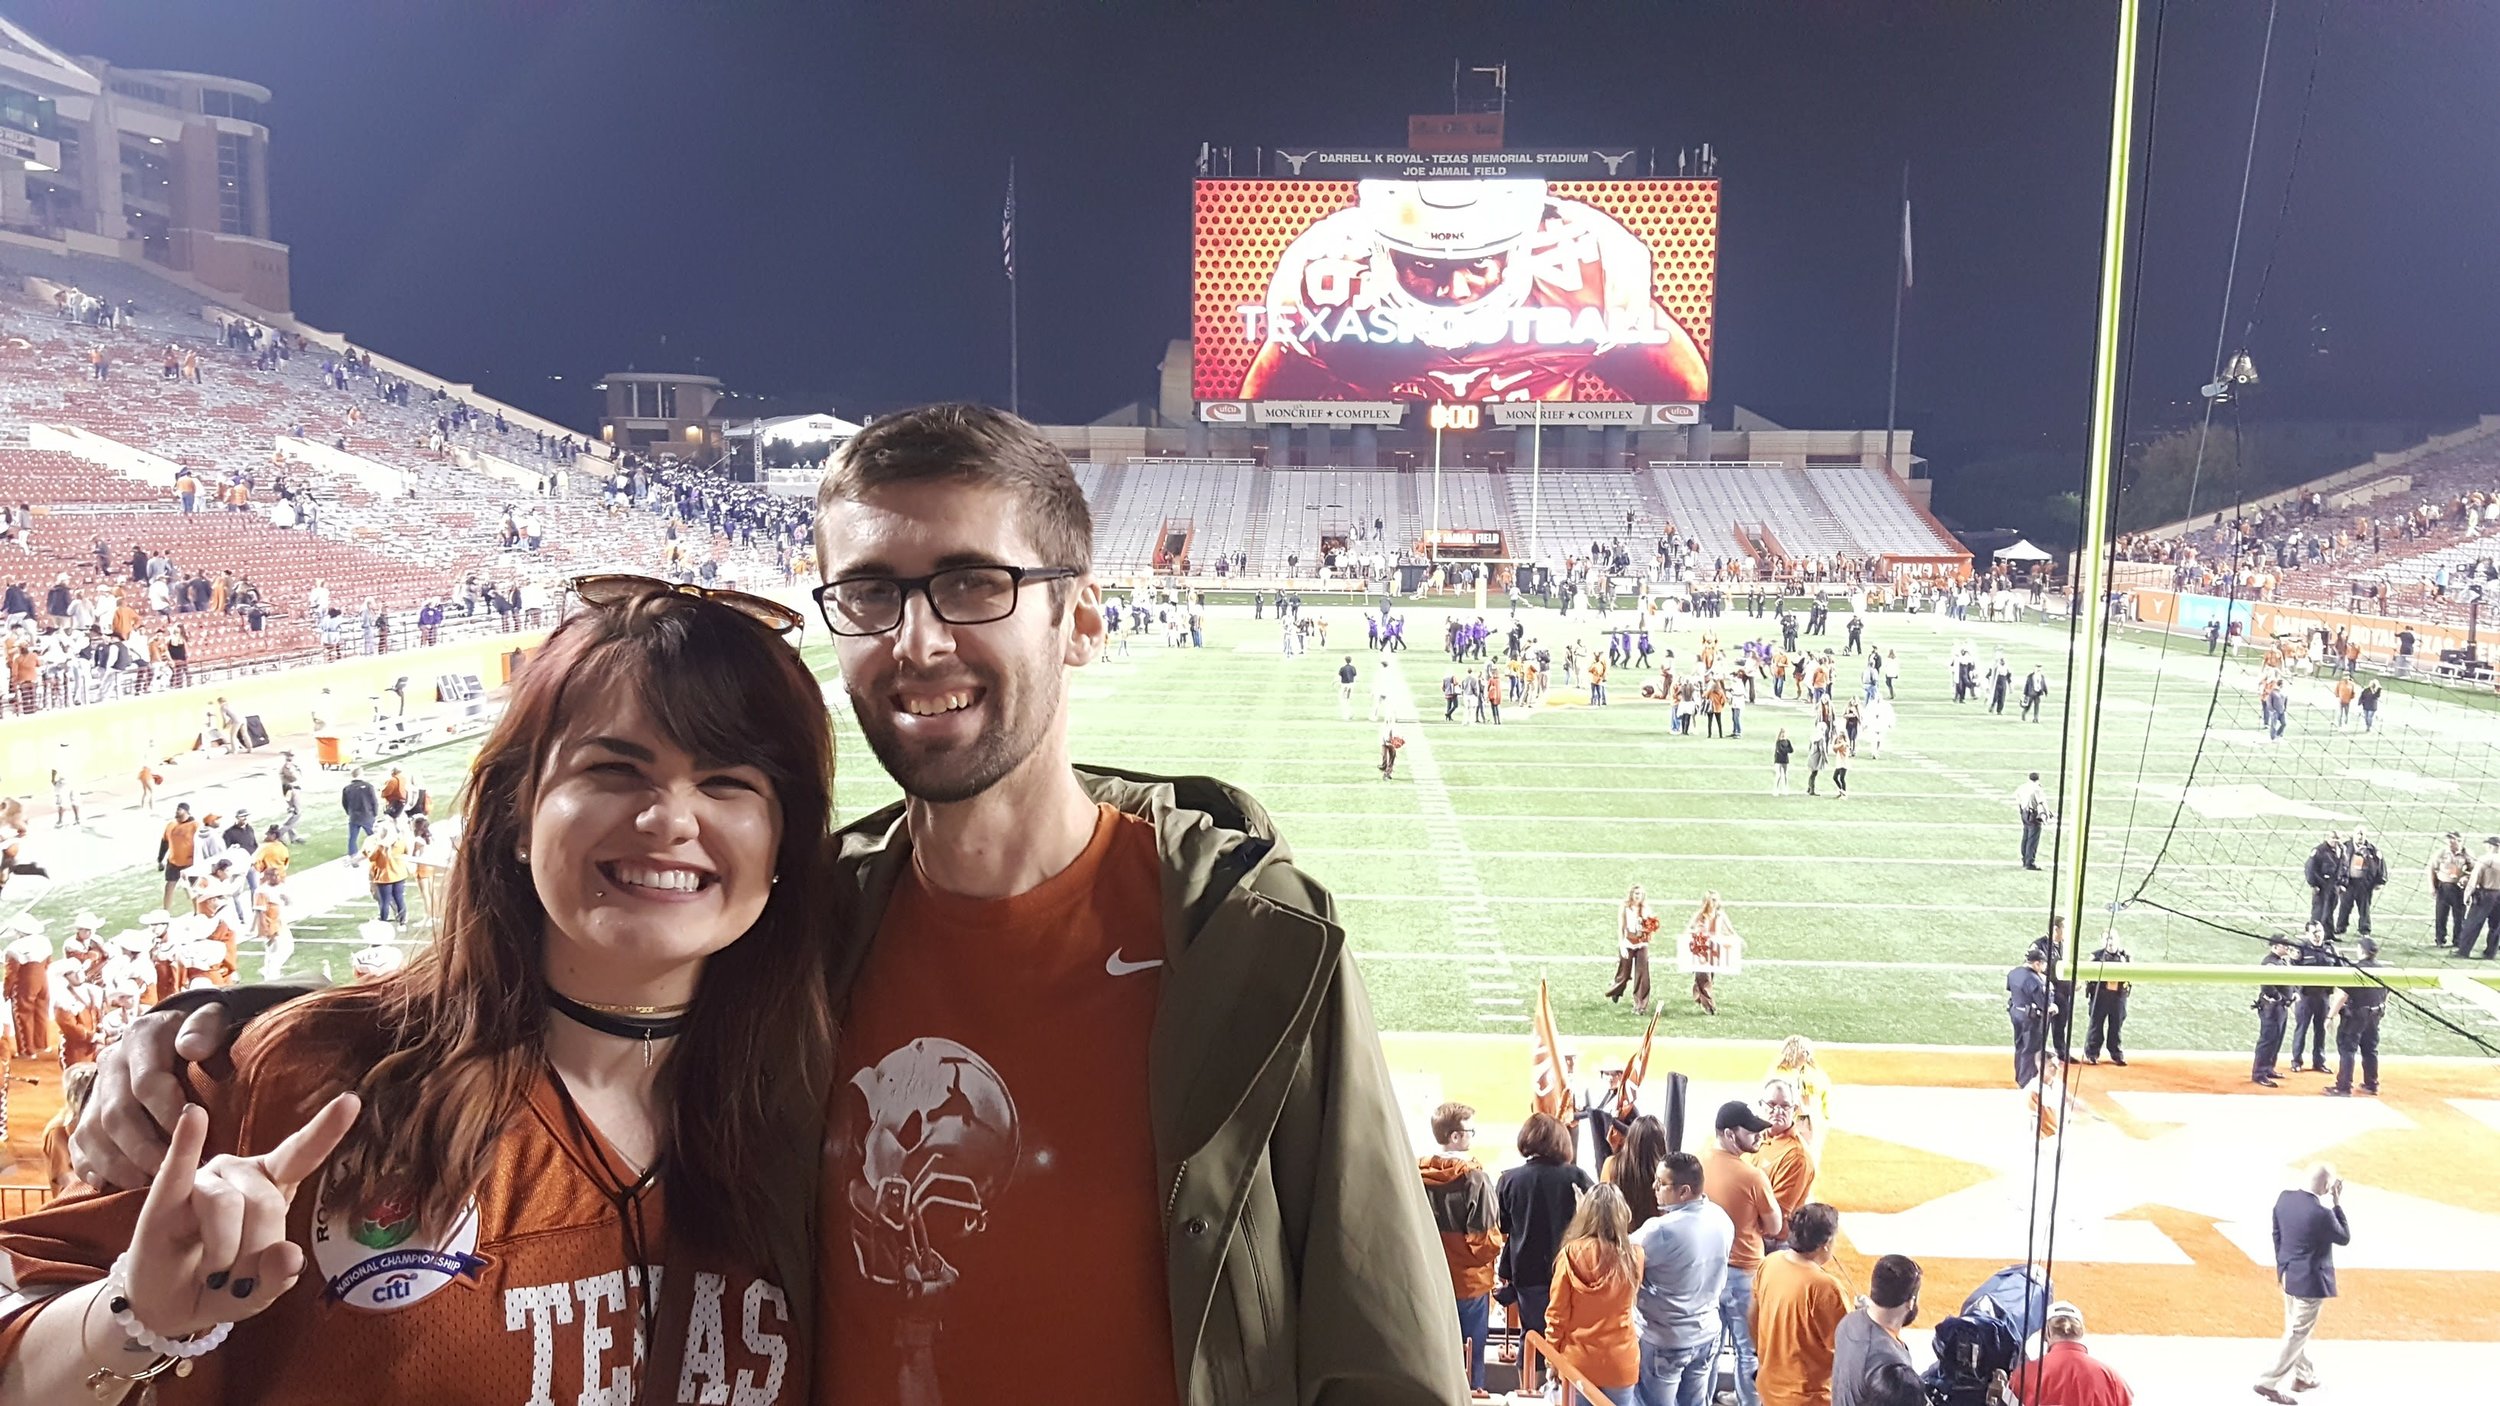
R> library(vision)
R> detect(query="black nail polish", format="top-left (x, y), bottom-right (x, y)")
top-left (205, 1272), bottom-right (228, 1290)
top-left (231, 1279), bottom-right (255, 1298)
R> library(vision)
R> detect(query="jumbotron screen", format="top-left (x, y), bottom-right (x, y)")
top-left (1193, 177), bottom-right (1718, 404)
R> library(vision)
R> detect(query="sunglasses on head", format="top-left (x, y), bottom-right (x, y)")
top-left (569, 574), bottom-right (807, 641)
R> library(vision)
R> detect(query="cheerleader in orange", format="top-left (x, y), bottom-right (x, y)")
top-left (1605, 884), bottom-right (1659, 1013)
top-left (1677, 891), bottom-right (1744, 1016)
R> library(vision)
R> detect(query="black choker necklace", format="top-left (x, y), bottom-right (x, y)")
top-left (548, 990), bottom-right (689, 1063)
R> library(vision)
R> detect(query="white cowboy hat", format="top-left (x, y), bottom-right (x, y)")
top-left (110, 928), bottom-right (152, 956)
top-left (178, 937), bottom-right (228, 969)
top-left (138, 908), bottom-right (173, 927)
top-left (72, 911), bottom-right (102, 931)
top-left (351, 943), bottom-right (403, 978)
top-left (168, 913), bottom-right (218, 943)
top-left (3, 914), bottom-right (43, 937)
top-left (357, 920), bottom-right (399, 945)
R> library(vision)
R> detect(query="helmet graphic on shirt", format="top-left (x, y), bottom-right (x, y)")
top-left (844, 1037), bottom-right (1022, 1297)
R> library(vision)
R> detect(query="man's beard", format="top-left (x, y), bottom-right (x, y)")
top-left (849, 664), bottom-right (1061, 806)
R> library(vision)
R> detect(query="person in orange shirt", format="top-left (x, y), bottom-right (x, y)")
top-left (154, 802), bottom-right (199, 912)
top-left (2332, 674), bottom-right (2357, 729)
top-left (7, 638), bottom-right (37, 713)
top-left (1704, 1100), bottom-right (1783, 1406)
top-left (363, 819), bottom-right (411, 925)
top-left (1750, 1203), bottom-right (1852, 1406)
top-left (1544, 1183), bottom-right (1643, 1404)
top-left (1420, 1101), bottom-right (1502, 1396)
top-left (1755, 1078), bottom-right (1818, 1226)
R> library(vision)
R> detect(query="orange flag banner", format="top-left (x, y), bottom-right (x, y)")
top-left (1614, 1011), bottom-right (1661, 1122)
top-left (1531, 978), bottom-right (1576, 1123)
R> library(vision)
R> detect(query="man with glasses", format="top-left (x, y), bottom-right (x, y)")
top-left (1421, 1102), bottom-right (1502, 1398)
top-left (81, 404), bottom-right (1462, 1406)
top-left (804, 403), bottom-right (1456, 1404)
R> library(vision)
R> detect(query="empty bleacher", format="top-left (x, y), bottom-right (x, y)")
top-left (1501, 469), bottom-right (1652, 561)
top-left (1260, 469), bottom-right (1413, 571)
top-left (1091, 461), bottom-right (1260, 570)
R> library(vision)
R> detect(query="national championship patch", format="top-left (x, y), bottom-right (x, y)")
top-left (311, 1178), bottom-right (489, 1311)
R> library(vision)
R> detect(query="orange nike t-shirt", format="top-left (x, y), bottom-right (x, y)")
top-left (818, 803), bottom-right (1176, 1406)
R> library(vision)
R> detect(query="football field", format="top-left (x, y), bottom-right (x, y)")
top-left (1052, 601), bottom-right (2500, 1058)
top-left (13, 600), bottom-right (2500, 1057)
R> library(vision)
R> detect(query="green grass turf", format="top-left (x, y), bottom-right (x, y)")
top-left (20, 606), bottom-right (2499, 1056)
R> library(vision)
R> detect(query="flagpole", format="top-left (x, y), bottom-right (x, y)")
top-left (1882, 163), bottom-right (1908, 478)
top-left (1006, 159), bottom-right (1020, 418)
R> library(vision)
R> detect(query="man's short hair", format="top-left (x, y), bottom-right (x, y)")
top-left (1788, 1202), bottom-right (1840, 1254)
top-left (1659, 1150), bottom-right (1704, 1195)
top-left (1430, 1101), bottom-right (1475, 1146)
top-left (1868, 1253), bottom-right (1923, 1309)
top-left (817, 403), bottom-right (1093, 576)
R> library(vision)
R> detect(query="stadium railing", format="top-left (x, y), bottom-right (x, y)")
top-left (0, 1185), bottom-right (48, 1217)
top-left (1521, 1330), bottom-right (1616, 1405)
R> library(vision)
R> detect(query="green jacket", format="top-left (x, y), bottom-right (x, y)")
top-left (820, 766), bottom-right (1466, 1406)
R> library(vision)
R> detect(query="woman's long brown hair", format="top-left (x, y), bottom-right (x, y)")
top-left (267, 589), bottom-right (836, 1263)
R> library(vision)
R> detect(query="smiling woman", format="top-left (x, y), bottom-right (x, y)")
top-left (0, 582), bottom-right (838, 1405)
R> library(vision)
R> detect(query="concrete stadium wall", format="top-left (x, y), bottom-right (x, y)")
top-left (1, 630), bottom-right (546, 797)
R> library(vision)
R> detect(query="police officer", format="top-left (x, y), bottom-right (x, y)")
top-left (2082, 929), bottom-right (2132, 1066)
top-left (2013, 772), bottom-right (2049, 871)
top-left (2427, 831), bottom-right (2471, 948)
top-left (2333, 825), bottom-right (2386, 938)
top-left (2252, 934), bottom-right (2295, 1087)
top-left (2288, 923), bottom-right (2338, 1074)
top-left (2457, 835), bottom-right (2500, 958)
top-left (2304, 830), bottom-right (2344, 930)
top-left (2322, 937), bottom-right (2387, 1097)
top-left (2006, 941), bottom-right (2056, 1087)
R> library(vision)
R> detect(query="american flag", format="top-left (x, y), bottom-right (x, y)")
top-left (1001, 165), bottom-right (1016, 280)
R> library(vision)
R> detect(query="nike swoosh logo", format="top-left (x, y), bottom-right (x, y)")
top-left (1105, 950), bottom-right (1164, 977)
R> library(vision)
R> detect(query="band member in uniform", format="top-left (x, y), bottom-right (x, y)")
top-left (3, 916), bottom-right (53, 1058)
top-left (2006, 942), bottom-right (2055, 1088)
top-left (1678, 892), bottom-right (1741, 1016)
top-left (2428, 832), bottom-right (2471, 949)
top-left (2081, 930), bottom-right (2132, 1066)
top-left (1606, 883), bottom-right (1658, 1014)
top-left (2288, 924), bottom-right (2338, 1074)
top-left (2303, 831), bottom-right (2344, 931)
top-left (2252, 935), bottom-right (2295, 1087)
top-left (48, 960), bottom-right (103, 1069)
top-left (2322, 938), bottom-right (2386, 1098)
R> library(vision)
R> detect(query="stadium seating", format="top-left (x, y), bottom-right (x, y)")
top-left (0, 248), bottom-right (785, 688)
top-left (1090, 461), bottom-right (1260, 570)
top-left (1501, 468), bottom-right (1655, 561)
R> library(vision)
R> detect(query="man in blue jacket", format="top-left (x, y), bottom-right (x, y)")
top-left (2254, 1164), bottom-right (2349, 1403)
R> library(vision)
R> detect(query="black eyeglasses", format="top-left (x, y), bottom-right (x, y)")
top-left (812, 564), bottom-right (1079, 637)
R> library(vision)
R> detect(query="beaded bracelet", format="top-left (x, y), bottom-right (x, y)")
top-left (102, 1253), bottom-right (233, 1360)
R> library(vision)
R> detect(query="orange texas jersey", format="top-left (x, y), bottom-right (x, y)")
top-left (1240, 196), bottom-right (1708, 404)
top-left (0, 999), bottom-right (801, 1406)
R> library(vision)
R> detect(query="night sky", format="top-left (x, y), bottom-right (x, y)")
top-left (18, 1), bottom-right (2500, 504)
